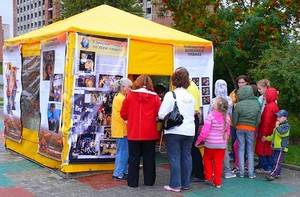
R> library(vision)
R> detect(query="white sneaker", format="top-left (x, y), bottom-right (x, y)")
top-left (224, 172), bottom-right (236, 179)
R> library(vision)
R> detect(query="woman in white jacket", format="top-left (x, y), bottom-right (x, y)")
top-left (158, 69), bottom-right (195, 193)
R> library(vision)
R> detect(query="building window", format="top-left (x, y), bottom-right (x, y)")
top-left (38, 21), bottom-right (42, 26)
top-left (24, 25), bottom-right (26, 30)
top-left (31, 4), bottom-right (33, 9)
top-left (35, 22), bottom-right (37, 27)
top-left (31, 23), bottom-right (33, 28)
top-left (35, 3), bottom-right (37, 7)
top-left (31, 13), bottom-right (33, 18)
top-left (43, 20), bottom-right (45, 25)
top-left (35, 12), bottom-right (37, 17)
top-left (49, 0), bottom-right (53, 8)
top-left (27, 15), bottom-right (29, 20)
top-left (49, 10), bottom-right (53, 19)
top-left (146, 7), bottom-right (151, 14)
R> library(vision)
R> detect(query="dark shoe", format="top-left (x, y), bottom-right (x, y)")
top-left (231, 167), bottom-right (240, 174)
top-left (254, 164), bottom-right (261, 169)
top-left (123, 173), bottom-right (128, 178)
top-left (205, 180), bottom-right (214, 186)
top-left (190, 176), bottom-right (205, 182)
top-left (266, 175), bottom-right (275, 181)
top-left (112, 175), bottom-right (127, 181)
top-left (181, 187), bottom-right (190, 190)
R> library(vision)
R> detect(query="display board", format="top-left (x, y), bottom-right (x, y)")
top-left (3, 45), bottom-right (22, 142)
top-left (68, 34), bottom-right (128, 163)
top-left (174, 44), bottom-right (214, 121)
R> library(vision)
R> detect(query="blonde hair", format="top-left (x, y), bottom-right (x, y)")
top-left (257, 79), bottom-right (271, 88)
top-left (215, 97), bottom-right (229, 139)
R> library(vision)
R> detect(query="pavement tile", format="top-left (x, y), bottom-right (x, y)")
top-left (76, 172), bottom-right (127, 190)
top-left (184, 177), bottom-right (296, 197)
top-left (0, 186), bottom-right (35, 197)
top-left (158, 163), bottom-right (170, 170)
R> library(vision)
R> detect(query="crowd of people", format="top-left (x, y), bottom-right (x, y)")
top-left (110, 71), bottom-right (290, 192)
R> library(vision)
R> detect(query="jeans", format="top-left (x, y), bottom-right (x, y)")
top-left (113, 137), bottom-right (129, 177)
top-left (236, 130), bottom-right (255, 177)
top-left (166, 134), bottom-right (194, 189)
top-left (223, 148), bottom-right (231, 174)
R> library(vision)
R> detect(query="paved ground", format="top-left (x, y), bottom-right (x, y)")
top-left (0, 104), bottom-right (300, 196)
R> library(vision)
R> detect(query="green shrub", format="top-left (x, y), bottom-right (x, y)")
top-left (250, 43), bottom-right (300, 113)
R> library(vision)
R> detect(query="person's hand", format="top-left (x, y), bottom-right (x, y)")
top-left (261, 136), bottom-right (266, 142)
top-left (195, 141), bottom-right (205, 148)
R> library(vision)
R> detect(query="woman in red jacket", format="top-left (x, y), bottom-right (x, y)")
top-left (120, 75), bottom-right (161, 188)
top-left (255, 88), bottom-right (279, 174)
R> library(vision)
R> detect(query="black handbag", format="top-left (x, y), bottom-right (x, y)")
top-left (163, 91), bottom-right (184, 130)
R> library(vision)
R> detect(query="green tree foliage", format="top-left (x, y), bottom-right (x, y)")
top-left (61, 0), bottom-right (143, 18)
top-left (249, 43), bottom-right (300, 113)
top-left (154, 0), bottom-right (300, 89)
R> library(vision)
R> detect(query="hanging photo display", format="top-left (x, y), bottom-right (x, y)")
top-left (68, 34), bottom-right (128, 163)
top-left (174, 44), bottom-right (213, 120)
top-left (3, 45), bottom-right (22, 142)
top-left (38, 34), bottom-right (66, 161)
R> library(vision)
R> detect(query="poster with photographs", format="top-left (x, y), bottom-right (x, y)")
top-left (174, 44), bottom-right (213, 118)
top-left (68, 34), bottom-right (127, 163)
top-left (39, 34), bottom-right (66, 161)
top-left (3, 45), bottom-right (23, 142)
top-left (201, 77), bottom-right (211, 105)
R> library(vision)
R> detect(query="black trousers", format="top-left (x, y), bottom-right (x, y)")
top-left (191, 113), bottom-right (205, 179)
top-left (127, 140), bottom-right (156, 187)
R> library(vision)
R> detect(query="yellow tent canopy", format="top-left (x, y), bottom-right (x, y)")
top-left (6, 5), bottom-right (211, 46)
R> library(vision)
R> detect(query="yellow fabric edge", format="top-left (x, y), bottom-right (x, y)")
top-left (60, 163), bottom-right (115, 173)
top-left (5, 137), bottom-right (61, 168)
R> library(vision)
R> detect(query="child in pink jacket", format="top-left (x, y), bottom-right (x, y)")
top-left (195, 97), bottom-right (231, 188)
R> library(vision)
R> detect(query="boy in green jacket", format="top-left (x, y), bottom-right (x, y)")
top-left (262, 109), bottom-right (290, 181)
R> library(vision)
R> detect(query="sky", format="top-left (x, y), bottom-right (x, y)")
top-left (0, 0), bottom-right (13, 38)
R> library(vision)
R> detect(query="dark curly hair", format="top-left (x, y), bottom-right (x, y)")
top-left (172, 70), bottom-right (190, 88)
top-left (134, 75), bottom-right (154, 91)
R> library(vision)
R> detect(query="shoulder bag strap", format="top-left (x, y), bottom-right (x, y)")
top-left (171, 91), bottom-right (179, 110)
